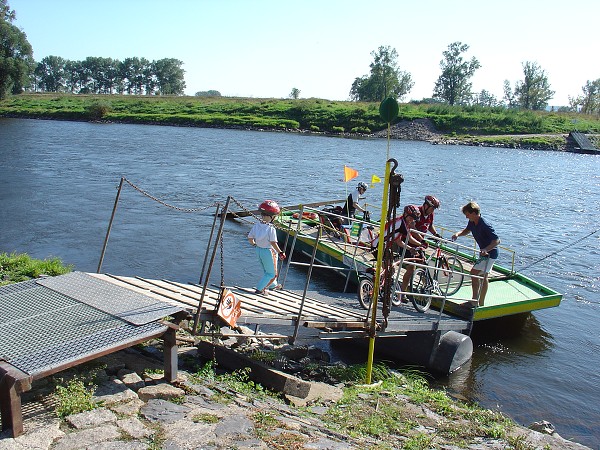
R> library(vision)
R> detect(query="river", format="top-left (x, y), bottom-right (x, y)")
top-left (0, 118), bottom-right (598, 447)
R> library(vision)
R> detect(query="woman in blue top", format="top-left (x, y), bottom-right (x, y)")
top-left (451, 201), bottom-right (500, 306)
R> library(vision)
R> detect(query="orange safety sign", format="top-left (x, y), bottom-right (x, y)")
top-left (217, 288), bottom-right (242, 327)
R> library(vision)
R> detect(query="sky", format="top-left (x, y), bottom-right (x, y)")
top-left (8, 0), bottom-right (600, 106)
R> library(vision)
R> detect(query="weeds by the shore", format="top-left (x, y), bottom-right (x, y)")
top-left (0, 251), bottom-right (72, 286)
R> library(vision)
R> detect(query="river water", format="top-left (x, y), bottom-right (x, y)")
top-left (1, 118), bottom-right (598, 447)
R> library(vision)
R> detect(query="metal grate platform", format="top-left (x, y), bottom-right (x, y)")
top-left (0, 276), bottom-right (175, 376)
top-left (37, 271), bottom-right (182, 325)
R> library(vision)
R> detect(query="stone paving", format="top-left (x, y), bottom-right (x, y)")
top-left (0, 347), bottom-right (591, 450)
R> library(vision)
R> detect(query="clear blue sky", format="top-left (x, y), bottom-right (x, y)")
top-left (9, 0), bottom-right (600, 106)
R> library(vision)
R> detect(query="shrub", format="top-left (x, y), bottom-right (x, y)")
top-left (85, 101), bottom-right (111, 120)
top-left (351, 126), bottom-right (371, 133)
top-left (54, 378), bottom-right (98, 417)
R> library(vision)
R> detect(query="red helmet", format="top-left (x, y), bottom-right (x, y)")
top-left (403, 204), bottom-right (420, 220)
top-left (424, 195), bottom-right (440, 208)
top-left (258, 200), bottom-right (280, 216)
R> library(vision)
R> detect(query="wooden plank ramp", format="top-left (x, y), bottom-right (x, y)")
top-left (570, 131), bottom-right (599, 153)
top-left (90, 273), bottom-right (469, 337)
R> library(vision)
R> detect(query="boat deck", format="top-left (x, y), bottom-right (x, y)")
top-left (274, 212), bottom-right (562, 321)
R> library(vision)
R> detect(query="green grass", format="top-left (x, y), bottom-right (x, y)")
top-left (189, 359), bottom-right (281, 403)
top-left (0, 252), bottom-right (73, 286)
top-left (3, 93), bottom-right (599, 136)
top-left (321, 364), bottom-right (515, 446)
top-left (53, 377), bottom-right (99, 418)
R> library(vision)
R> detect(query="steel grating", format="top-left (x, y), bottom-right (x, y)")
top-left (8, 321), bottom-right (167, 375)
top-left (1, 287), bottom-right (124, 363)
top-left (0, 274), bottom-right (181, 376)
top-left (0, 285), bottom-right (81, 325)
top-left (37, 271), bottom-right (182, 325)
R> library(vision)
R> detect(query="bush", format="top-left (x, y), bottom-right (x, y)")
top-left (54, 378), bottom-right (98, 418)
top-left (332, 126), bottom-right (344, 133)
top-left (85, 101), bottom-right (111, 120)
top-left (351, 126), bottom-right (371, 134)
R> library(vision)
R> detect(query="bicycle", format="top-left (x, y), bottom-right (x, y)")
top-left (409, 242), bottom-right (465, 312)
top-left (357, 253), bottom-right (421, 312)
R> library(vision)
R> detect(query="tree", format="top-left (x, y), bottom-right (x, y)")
top-left (570, 79), bottom-right (600, 115)
top-left (349, 45), bottom-right (413, 102)
top-left (433, 42), bottom-right (480, 105)
top-left (0, 0), bottom-right (34, 98)
top-left (512, 62), bottom-right (554, 110)
top-left (289, 87), bottom-right (300, 99)
top-left (152, 58), bottom-right (185, 95)
top-left (503, 80), bottom-right (517, 108)
top-left (195, 90), bottom-right (221, 97)
top-left (474, 89), bottom-right (501, 107)
top-left (34, 55), bottom-right (66, 92)
top-left (120, 57), bottom-right (149, 95)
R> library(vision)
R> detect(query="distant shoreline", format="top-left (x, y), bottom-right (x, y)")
top-left (0, 113), bottom-right (589, 152)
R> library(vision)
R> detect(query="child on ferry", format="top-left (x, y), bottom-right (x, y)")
top-left (247, 200), bottom-right (286, 296)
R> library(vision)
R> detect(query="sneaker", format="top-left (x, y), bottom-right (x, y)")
top-left (272, 284), bottom-right (283, 290)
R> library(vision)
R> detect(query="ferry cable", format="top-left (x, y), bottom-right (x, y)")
top-left (514, 228), bottom-right (599, 275)
top-left (122, 177), bottom-right (219, 213)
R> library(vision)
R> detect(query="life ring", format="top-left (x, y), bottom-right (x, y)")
top-left (292, 212), bottom-right (318, 220)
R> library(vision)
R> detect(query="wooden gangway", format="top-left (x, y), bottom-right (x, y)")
top-left (569, 131), bottom-right (599, 154)
top-left (91, 273), bottom-right (470, 338)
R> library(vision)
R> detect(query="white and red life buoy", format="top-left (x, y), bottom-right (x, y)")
top-left (292, 212), bottom-right (318, 220)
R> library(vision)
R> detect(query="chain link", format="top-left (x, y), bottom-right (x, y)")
top-left (122, 177), bottom-right (219, 213)
top-left (228, 196), bottom-right (263, 223)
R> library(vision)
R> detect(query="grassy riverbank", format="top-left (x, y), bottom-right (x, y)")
top-left (0, 252), bottom-right (72, 285)
top-left (2, 94), bottom-right (600, 148)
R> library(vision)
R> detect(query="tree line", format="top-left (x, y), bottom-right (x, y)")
top-left (350, 43), bottom-right (599, 114)
top-left (33, 55), bottom-right (185, 95)
top-left (1, 0), bottom-right (598, 114)
top-left (1, 0), bottom-right (185, 98)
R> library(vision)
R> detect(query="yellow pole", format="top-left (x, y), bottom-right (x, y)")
top-left (365, 124), bottom-right (393, 384)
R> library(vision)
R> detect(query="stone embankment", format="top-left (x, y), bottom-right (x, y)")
top-left (371, 118), bottom-right (444, 142)
top-left (371, 118), bottom-right (575, 151)
top-left (0, 343), bottom-right (591, 450)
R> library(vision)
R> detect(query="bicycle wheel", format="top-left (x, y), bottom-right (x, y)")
top-left (357, 277), bottom-right (374, 310)
top-left (390, 279), bottom-right (403, 306)
top-left (438, 256), bottom-right (465, 296)
top-left (410, 268), bottom-right (432, 312)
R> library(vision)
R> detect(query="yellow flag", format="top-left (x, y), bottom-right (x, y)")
top-left (371, 174), bottom-right (381, 184)
top-left (343, 165), bottom-right (359, 182)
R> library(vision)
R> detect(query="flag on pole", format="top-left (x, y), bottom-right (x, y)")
top-left (343, 165), bottom-right (359, 182)
top-left (371, 174), bottom-right (381, 184)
